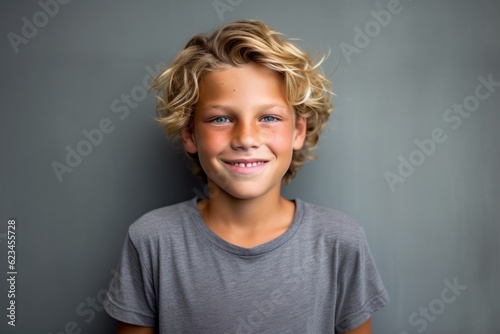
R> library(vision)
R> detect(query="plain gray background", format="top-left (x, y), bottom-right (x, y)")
top-left (1, 0), bottom-right (499, 333)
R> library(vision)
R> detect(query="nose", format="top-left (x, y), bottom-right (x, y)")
top-left (230, 120), bottom-right (261, 150)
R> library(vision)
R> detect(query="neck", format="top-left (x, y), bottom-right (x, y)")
top-left (198, 181), bottom-right (290, 232)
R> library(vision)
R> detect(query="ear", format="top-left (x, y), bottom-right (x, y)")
top-left (292, 116), bottom-right (307, 150)
top-left (181, 126), bottom-right (198, 154)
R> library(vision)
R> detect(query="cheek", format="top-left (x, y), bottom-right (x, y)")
top-left (266, 127), bottom-right (295, 153)
top-left (197, 129), bottom-right (227, 155)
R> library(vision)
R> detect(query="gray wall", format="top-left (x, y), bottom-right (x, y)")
top-left (1, 1), bottom-right (499, 333)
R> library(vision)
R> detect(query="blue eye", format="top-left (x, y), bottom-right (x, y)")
top-left (261, 115), bottom-right (278, 122)
top-left (211, 116), bottom-right (231, 123)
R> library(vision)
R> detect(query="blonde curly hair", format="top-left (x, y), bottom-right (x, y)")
top-left (151, 20), bottom-right (334, 184)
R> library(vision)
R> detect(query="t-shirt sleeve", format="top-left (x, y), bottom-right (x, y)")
top-left (335, 226), bottom-right (390, 333)
top-left (103, 229), bottom-right (157, 327)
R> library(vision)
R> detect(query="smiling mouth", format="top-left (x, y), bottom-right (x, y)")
top-left (226, 161), bottom-right (266, 168)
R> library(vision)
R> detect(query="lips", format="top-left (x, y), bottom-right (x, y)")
top-left (222, 159), bottom-right (269, 172)
top-left (227, 161), bottom-right (266, 168)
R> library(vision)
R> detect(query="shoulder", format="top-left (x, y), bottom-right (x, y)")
top-left (297, 199), bottom-right (367, 251)
top-left (127, 198), bottom-right (195, 246)
top-left (297, 200), bottom-right (383, 279)
top-left (299, 200), bottom-right (364, 236)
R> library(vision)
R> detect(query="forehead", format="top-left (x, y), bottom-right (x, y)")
top-left (197, 63), bottom-right (288, 105)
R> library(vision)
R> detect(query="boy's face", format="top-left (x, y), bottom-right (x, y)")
top-left (182, 62), bottom-right (306, 200)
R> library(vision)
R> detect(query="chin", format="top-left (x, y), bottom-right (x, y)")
top-left (222, 182), bottom-right (280, 201)
top-left (225, 189), bottom-right (265, 200)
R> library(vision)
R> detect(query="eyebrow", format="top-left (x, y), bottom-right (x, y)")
top-left (201, 103), bottom-right (289, 113)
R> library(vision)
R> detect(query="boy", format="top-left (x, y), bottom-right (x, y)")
top-left (104, 20), bottom-right (389, 333)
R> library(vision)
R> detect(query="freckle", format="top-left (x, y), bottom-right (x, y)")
top-left (233, 89), bottom-right (236, 91)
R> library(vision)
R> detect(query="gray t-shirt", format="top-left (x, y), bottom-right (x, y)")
top-left (104, 198), bottom-right (389, 333)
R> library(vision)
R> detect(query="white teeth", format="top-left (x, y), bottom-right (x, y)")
top-left (229, 161), bottom-right (264, 167)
